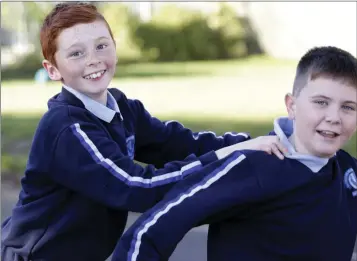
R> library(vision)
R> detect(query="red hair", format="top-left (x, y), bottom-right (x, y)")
top-left (40, 2), bottom-right (115, 67)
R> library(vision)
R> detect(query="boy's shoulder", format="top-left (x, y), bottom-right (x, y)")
top-left (337, 149), bottom-right (357, 165)
top-left (240, 150), bottom-right (321, 191)
top-left (37, 91), bottom-right (95, 137)
top-left (337, 150), bottom-right (357, 199)
top-left (108, 87), bottom-right (125, 100)
top-left (336, 149), bottom-right (357, 176)
top-left (33, 101), bottom-right (79, 141)
top-left (108, 87), bottom-right (136, 106)
top-left (46, 93), bottom-right (87, 122)
top-left (241, 149), bottom-right (285, 168)
top-left (244, 149), bottom-right (357, 170)
top-left (108, 87), bottom-right (145, 112)
top-left (239, 149), bottom-right (287, 178)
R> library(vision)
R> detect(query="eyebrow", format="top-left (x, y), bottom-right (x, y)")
top-left (64, 37), bottom-right (111, 51)
top-left (311, 95), bottom-right (357, 105)
top-left (65, 43), bottom-right (83, 51)
top-left (96, 36), bottom-right (110, 41)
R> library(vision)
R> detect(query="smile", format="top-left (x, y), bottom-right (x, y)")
top-left (83, 70), bottom-right (106, 80)
top-left (316, 130), bottom-right (340, 139)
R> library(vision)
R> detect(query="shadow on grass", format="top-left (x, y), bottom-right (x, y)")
top-left (2, 113), bottom-right (356, 184)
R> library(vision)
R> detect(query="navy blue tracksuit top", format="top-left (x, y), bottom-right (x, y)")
top-left (1, 87), bottom-right (250, 261)
top-left (113, 118), bottom-right (357, 261)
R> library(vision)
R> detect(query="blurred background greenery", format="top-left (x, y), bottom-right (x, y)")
top-left (2, 2), bottom-right (265, 80)
top-left (1, 2), bottom-right (356, 183)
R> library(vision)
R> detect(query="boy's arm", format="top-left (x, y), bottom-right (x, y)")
top-left (130, 99), bottom-right (250, 166)
top-left (49, 121), bottom-right (223, 213)
top-left (111, 151), bottom-right (270, 261)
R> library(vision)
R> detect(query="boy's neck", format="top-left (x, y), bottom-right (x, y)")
top-left (288, 133), bottom-right (312, 156)
top-left (288, 134), bottom-right (298, 152)
top-left (288, 132), bottom-right (333, 159)
top-left (87, 90), bottom-right (108, 106)
top-left (62, 84), bottom-right (108, 106)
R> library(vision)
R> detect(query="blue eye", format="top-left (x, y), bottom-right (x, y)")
top-left (342, 105), bottom-right (356, 111)
top-left (97, 44), bottom-right (108, 50)
top-left (70, 51), bottom-right (83, 57)
top-left (314, 100), bottom-right (328, 106)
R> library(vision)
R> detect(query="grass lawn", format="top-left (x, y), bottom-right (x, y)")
top-left (2, 55), bottom-right (297, 85)
top-left (2, 113), bottom-right (356, 184)
top-left (2, 67), bottom-right (295, 118)
top-left (113, 55), bottom-right (296, 79)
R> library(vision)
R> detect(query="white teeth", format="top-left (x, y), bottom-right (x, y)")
top-left (322, 131), bottom-right (334, 135)
top-left (318, 130), bottom-right (338, 137)
top-left (84, 70), bottom-right (105, 79)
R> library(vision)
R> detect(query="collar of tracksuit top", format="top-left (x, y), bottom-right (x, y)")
top-left (273, 117), bottom-right (332, 173)
top-left (63, 85), bottom-right (123, 122)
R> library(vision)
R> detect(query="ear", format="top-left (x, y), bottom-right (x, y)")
top-left (115, 54), bottom-right (119, 65)
top-left (285, 93), bottom-right (296, 120)
top-left (42, 60), bottom-right (62, 81)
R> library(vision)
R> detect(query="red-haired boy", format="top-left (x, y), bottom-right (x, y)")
top-left (1, 2), bottom-right (287, 260)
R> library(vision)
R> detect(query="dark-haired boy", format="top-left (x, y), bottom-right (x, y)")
top-left (113, 46), bottom-right (357, 261)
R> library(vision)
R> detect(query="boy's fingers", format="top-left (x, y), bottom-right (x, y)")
top-left (271, 144), bottom-right (284, 160)
top-left (275, 141), bottom-right (288, 154)
top-left (263, 145), bottom-right (272, 154)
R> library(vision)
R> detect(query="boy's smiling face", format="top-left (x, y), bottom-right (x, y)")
top-left (43, 20), bottom-right (117, 103)
top-left (286, 77), bottom-right (357, 158)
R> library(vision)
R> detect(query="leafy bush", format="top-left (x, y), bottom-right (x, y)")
top-left (100, 3), bottom-right (142, 63)
top-left (133, 4), bottom-right (250, 62)
top-left (207, 3), bottom-right (248, 59)
top-left (134, 4), bottom-right (217, 61)
top-left (2, 3), bottom-right (255, 80)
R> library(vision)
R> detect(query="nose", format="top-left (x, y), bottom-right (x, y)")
top-left (86, 51), bottom-right (101, 67)
top-left (325, 106), bottom-right (341, 125)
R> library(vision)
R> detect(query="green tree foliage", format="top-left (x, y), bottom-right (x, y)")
top-left (99, 3), bottom-right (142, 63)
top-left (207, 3), bottom-right (248, 59)
top-left (134, 3), bottom-right (250, 62)
top-left (3, 3), bottom-right (256, 79)
top-left (23, 2), bottom-right (54, 52)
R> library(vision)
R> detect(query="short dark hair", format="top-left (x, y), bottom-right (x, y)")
top-left (292, 46), bottom-right (357, 96)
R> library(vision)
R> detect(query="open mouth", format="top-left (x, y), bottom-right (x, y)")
top-left (316, 130), bottom-right (340, 139)
top-left (83, 70), bottom-right (106, 80)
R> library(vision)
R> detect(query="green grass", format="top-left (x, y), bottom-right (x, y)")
top-left (113, 55), bottom-right (296, 79)
top-left (2, 113), bottom-right (356, 183)
top-left (2, 55), bottom-right (297, 84)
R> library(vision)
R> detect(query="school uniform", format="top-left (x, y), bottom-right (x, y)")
top-left (1, 86), bottom-right (250, 261)
top-left (113, 117), bottom-right (357, 261)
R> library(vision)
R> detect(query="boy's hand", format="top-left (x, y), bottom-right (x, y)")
top-left (215, 136), bottom-right (288, 160)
